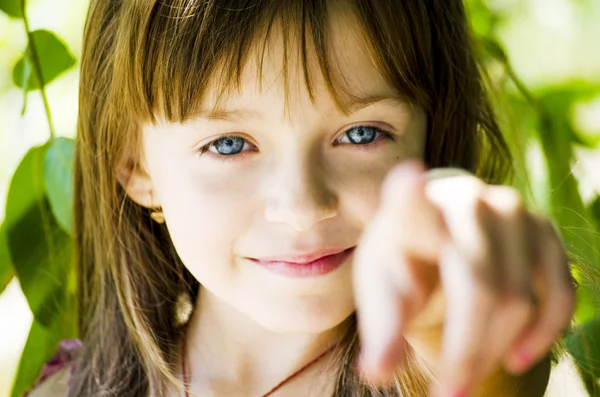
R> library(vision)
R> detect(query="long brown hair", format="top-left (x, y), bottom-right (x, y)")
top-left (71, 0), bottom-right (512, 395)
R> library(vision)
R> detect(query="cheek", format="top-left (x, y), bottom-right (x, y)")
top-left (329, 154), bottom-right (403, 228)
top-left (342, 177), bottom-right (385, 227)
top-left (145, 151), bottom-right (258, 284)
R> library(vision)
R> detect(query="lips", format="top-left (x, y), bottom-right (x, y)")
top-left (248, 246), bottom-right (356, 278)
top-left (251, 247), bottom-right (355, 265)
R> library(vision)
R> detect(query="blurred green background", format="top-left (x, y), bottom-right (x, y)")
top-left (1, 0), bottom-right (599, 396)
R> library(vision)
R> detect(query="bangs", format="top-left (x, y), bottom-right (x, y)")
top-left (114, 0), bottom-right (434, 125)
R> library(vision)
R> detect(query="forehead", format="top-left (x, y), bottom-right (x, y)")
top-left (195, 7), bottom-right (401, 123)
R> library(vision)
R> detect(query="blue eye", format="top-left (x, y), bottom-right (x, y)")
top-left (199, 135), bottom-right (252, 156)
top-left (335, 126), bottom-right (390, 145)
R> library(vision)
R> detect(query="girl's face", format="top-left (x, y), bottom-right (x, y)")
top-left (135, 16), bottom-right (427, 333)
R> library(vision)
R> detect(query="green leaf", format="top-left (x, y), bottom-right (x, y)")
top-left (480, 37), bottom-right (508, 63)
top-left (574, 271), bottom-right (599, 325)
top-left (590, 195), bottom-right (600, 222)
top-left (12, 30), bottom-right (76, 91)
top-left (0, 0), bottom-right (22, 18)
top-left (10, 321), bottom-right (58, 397)
top-left (10, 315), bottom-right (77, 397)
top-left (565, 317), bottom-right (600, 396)
top-left (0, 225), bottom-right (14, 295)
top-left (45, 138), bottom-right (75, 235)
top-left (531, 98), bottom-right (600, 323)
top-left (538, 84), bottom-right (600, 149)
top-left (4, 145), bottom-right (73, 327)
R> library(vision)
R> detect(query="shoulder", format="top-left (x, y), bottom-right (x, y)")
top-left (23, 339), bottom-right (83, 397)
top-left (26, 367), bottom-right (70, 397)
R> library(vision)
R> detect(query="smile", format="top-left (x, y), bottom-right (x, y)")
top-left (247, 247), bottom-right (356, 278)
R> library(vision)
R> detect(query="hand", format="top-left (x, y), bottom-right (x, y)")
top-left (353, 160), bottom-right (575, 396)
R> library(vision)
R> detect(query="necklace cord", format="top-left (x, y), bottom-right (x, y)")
top-left (180, 325), bottom-right (338, 397)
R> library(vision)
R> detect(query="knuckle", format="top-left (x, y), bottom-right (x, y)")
top-left (488, 187), bottom-right (524, 217)
top-left (471, 195), bottom-right (490, 217)
top-left (468, 251), bottom-right (504, 294)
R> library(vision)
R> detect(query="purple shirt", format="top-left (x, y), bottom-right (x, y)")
top-left (23, 339), bottom-right (83, 396)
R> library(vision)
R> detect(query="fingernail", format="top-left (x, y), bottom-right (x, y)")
top-left (358, 347), bottom-right (379, 372)
top-left (453, 388), bottom-right (467, 397)
top-left (357, 350), bottom-right (386, 385)
top-left (435, 386), bottom-right (467, 397)
top-left (362, 340), bottom-right (404, 370)
top-left (511, 348), bottom-right (533, 373)
top-left (358, 343), bottom-right (405, 386)
top-left (357, 348), bottom-right (385, 383)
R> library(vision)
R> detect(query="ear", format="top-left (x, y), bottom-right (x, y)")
top-left (116, 158), bottom-right (160, 209)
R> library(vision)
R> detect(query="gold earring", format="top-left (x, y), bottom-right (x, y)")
top-left (148, 192), bottom-right (165, 224)
top-left (150, 210), bottom-right (165, 224)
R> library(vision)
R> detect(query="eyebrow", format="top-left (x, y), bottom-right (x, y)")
top-left (194, 94), bottom-right (407, 122)
top-left (340, 94), bottom-right (408, 113)
top-left (195, 108), bottom-right (263, 122)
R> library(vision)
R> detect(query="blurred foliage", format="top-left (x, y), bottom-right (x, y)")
top-left (0, 0), bottom-right (21, 19)
top-left (467, 1), bottom-right (600, 394)
top-left (1, 0), bottom-right (599, 396)
top-left (566, 316), bottom-right (600, 394)
top-left (13, 29), bottom-right (76, 92)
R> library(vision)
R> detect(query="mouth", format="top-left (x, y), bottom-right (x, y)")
top-left (247, 246), bottom-right (356, 278)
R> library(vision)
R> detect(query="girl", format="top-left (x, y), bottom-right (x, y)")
top-left (26, 0), bottom-right (575, 396)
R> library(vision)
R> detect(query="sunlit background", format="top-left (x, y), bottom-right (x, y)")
top-left (1, 0), bottom-right (599, 396)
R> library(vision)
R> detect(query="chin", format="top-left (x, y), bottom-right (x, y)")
top-left (251, 301), bottom-right (355, 334)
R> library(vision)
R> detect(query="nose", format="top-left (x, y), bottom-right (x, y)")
top-left (263, 153), bottom-right (338, 231)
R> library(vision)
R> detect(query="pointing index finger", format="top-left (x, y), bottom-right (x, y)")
top-left (354, 161), bottom-right (449, 382)
top-left (378, 161), bottom-right (448, 264)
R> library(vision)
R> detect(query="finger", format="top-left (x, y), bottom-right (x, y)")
top-left (427, 181), bottom-right (503, 288)
top-left (357, 257), bottom-right (438, 386)
top-left (504, 218), bottom-right (575, 374)
top-left (354, 246), bottom-right (410, 385)
top-left (434, 199), bottom-right (503, 396)
top-left (435, 244), bottom-right (496, 397)
top-left (355, 161), bottom-right (446, 383)
top-left (354, 223), bottom-right (437, 383)
top-left (379, 160), bottom-right (448, 263)
top-left (482, 186), bottom-right (533, 297)
top-left (471, 295), bottom-right (533, 383)
top-left (468, 188), bottom-right (535, 379)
